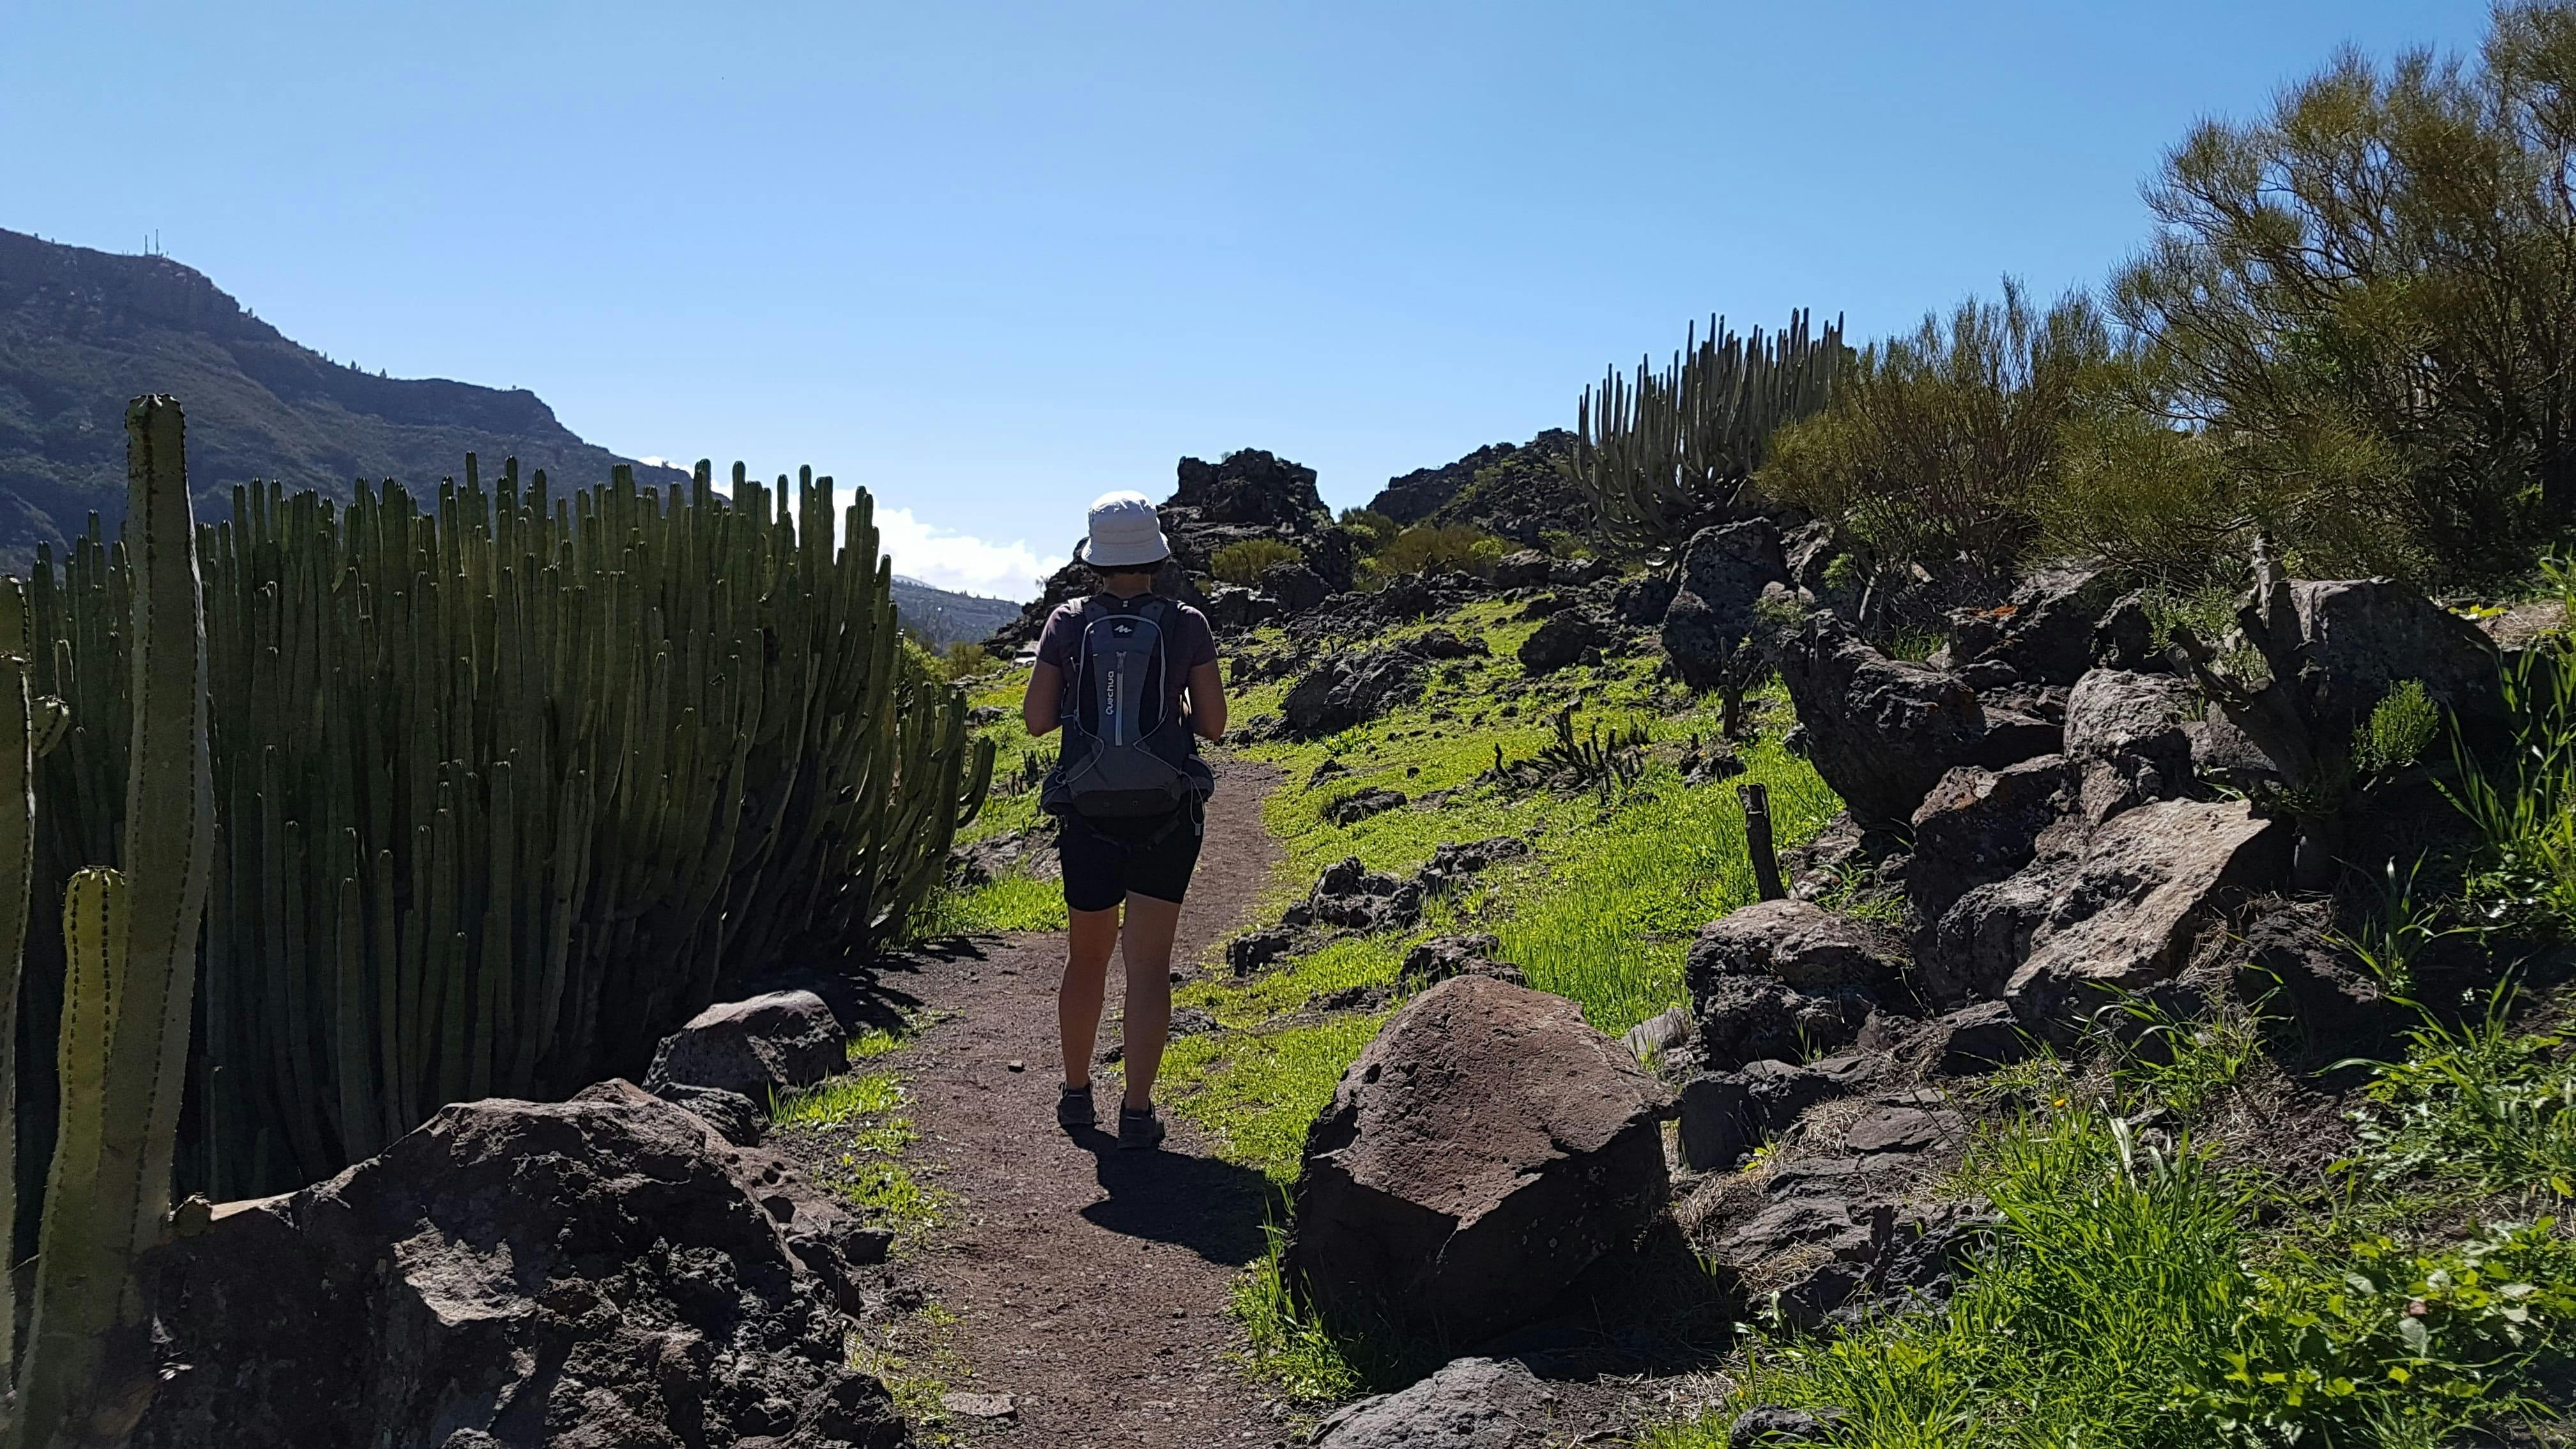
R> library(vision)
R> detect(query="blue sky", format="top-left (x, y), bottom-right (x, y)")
top-left (4, 0), bottom-right (2493, 597)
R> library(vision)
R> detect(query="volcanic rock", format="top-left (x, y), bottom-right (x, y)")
top-left (1307, 1357), bottom-right (1559, 1448)
top-left (1283, 649), bottom-right (1429, 737)
top-left (1661, 519), bottom-right (1790, 690)
top-left (645, 989), bottom-right (845, 1103)
top-left (1775, 615), bottom-right (1988, 827)
top-left (132, 1082), bottom-right (908, 1449)
top-left (1285, 976), bottom-right (1671, 1342)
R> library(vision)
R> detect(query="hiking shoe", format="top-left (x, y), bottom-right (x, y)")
top-left (1057, 1084), bottom-right (1095, 1132)
top-left (1118, 1105), bottom-right (1167, 1151)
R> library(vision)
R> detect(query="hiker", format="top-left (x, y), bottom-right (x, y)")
top-left (1023, 491), bottom-right (1225, 1149)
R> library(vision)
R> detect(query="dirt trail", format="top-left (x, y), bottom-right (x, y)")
top-left (882, 755), bottom-right (1292, 1448)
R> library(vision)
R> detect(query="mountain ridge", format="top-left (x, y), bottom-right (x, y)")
top-left (0, 225), bottom-right (687, 565)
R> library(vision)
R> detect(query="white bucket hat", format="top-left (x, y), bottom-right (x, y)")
top-left (1072, 491), bottom-right (1172, 567)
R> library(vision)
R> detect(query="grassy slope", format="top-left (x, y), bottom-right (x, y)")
top-left (912, 592), bottom-right (2576, 1438)
top-left (1162, 597), bottom-right (1837, 1186)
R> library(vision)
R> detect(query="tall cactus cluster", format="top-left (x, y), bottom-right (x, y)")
top-left (17, 452), bottom-right (992, 1199)
top-left (1565, 309), bottom-right (1846, 551)
top-left (1, 397), bottom-right (216, 1447)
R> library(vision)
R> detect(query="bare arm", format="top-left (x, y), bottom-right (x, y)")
top-left (1023, 661), bottom-right (1062, 736)
top-left (1187, 661), bottom-right (1227, 743)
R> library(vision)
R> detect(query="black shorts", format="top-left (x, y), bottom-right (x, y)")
top-left (1058, 808), bottom-right (1203, 912)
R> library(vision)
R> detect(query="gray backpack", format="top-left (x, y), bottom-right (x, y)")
top-left (1042, 595), bottom-right (1215, 823)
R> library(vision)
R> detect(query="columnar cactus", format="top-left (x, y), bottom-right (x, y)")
top-left (1567, 310), bottom-right (1846, 551)
top-left (5, 395), bottom-right (215, 1448)
top-left (20, 441), bottom-right (991, 1199)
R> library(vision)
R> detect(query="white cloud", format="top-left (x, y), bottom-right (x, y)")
top-left (870, 505), bottom-right (1054, 600)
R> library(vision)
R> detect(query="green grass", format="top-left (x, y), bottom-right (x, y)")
top-left (770, 1070), bottom-right (905, 1130)
top-left (1232, 1220), bottom-right (1365, 1402)
top-left (908, 871), bottom-right (1066, 936)
top-left (2345, 985), bottom-right (2576, 1199)
top-left (1653, 1108), bottom-right (2576, 1449)
top-left (1170, 1012), bottom-right (1392, 1184)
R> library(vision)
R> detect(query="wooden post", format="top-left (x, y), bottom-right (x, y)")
top-left (1739, 781), bottom-right (1786, 901)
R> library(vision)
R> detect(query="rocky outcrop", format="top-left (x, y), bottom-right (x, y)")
top-left (1400, 933), bottom-right (1524, 988)
top-left (2062, 668), bottom-right (2200, 823)
top-left (1173, 448), bottom-right (1326, 527)
top-left (1286, 976), bottom-right (1671, 1342)
top-left (645, 989), bottom-right (845, 1103)
top-left (1776, 615), bottom-right (1990, 827)
top-left (1364, 430), bottom-right (1588, 547)
top-left (1661, 520), bottom-right (1790, 690)
top-left (1905, 756), bottom-right (2081, 928)
top-left (1687, 900), bottom-right (1907, 997)
top-left (1678, 1059), bottom-right (1843, 1171)
top-left (992, 447), bottom-right (1354, 647)
top-left (1926, 799), bottom-right (2285, 1032)
top-left (1323, 786), bottom-right (1409, 826)
top-left (1685, 900), bottom-right (1906, 1073)
top-left (1940, 567), bottom-right (2126, 686)
top-left (1284, 649), bottom-right (1429, 736)
top-left (1307, 1357), bottom-right (1561, 1448)
top-left (133, 1082), bottom-right (907, 1448)
top-left (1291, 856), bottom-right (1425, 933)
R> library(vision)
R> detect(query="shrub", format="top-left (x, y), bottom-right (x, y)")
top-left (2114, 3), bottom-right (2576, 585)
top-left (1211, 538), bottom-right (1304, 585)
top-left (1356, 524), bottom-right (1508, 588)
top-left (1337, 508), bottom-right (1400, 551)
top-left (2354, 679), bottom-right (2441, 777)
top-left (2039, 403), bottom-right (2248, 586)
top-left (1754, 281), bottom-right (2113, 571)
top-left (942, 641), bottom-right (991, 680)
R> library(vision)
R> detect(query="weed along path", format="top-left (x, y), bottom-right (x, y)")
top-left (878, 754), bottom-right (1291, 1448)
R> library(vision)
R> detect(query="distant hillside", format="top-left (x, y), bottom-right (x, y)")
top-left (0, 226), bottom-right (685, 566)
top-left (892, 576), bottom-right (1025, 648)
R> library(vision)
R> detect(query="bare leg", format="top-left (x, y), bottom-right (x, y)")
top-left (1118, 893), bottom-right (1183, 1110)
top-left (1059, 905), bottom-right (1121, 1089)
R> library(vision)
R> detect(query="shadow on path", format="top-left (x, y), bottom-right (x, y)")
top-left (1074, 1135), bottom-right (1273, 1266)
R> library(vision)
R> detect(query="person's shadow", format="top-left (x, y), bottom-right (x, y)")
top-left (1068, 1130), bottom-right (1275, 1266)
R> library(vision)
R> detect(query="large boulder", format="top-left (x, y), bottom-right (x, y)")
top-left (1686, 900), bottom-right (1907, 999)
top-left (645, 988), bottom-right (845, 1103)
top-left (1661, 520), bottom-right (1790, 689)
top-left (1286, 976), bottom-right (1672, 1342)
top-left (2287, 579), bottom-right (2504, 732)
top-left (133, 1082), bottom-right (908, 1448)
top-left (1776, 615), bottom-right (1989, 827)
top-left (1942, 567), bottom-right (2127, 686)
top-left (1518, 610), bottom-right (1611, 673)
top-left (1905, 756), bottom-right (2080, 928)
top-left (1307, 1357), bottom-right (1560, 1448)
top-left (2062, 668), bottom-right (2200, 822)
top-left (1283, 649), bottom-right (1429, 737)
top-left (1924, 799), bottom-right (2285, 1031)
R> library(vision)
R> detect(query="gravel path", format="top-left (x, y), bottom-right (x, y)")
top-left (878, 755), bottom-right (1294, 1448)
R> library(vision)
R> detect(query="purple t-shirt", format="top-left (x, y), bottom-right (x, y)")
top-left (1035, 594), bottom-right (1218, 727)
